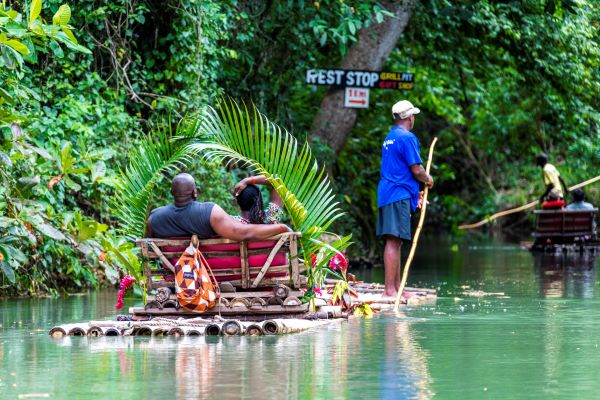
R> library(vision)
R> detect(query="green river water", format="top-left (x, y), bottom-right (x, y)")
top-left (1, 241), bottom-right (600, 399)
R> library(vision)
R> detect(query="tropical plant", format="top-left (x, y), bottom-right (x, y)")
top-left (0, 0), bottom-right (90, 125)
top-left (187, 99), bottom-right (352, 295)
top-left (112, 100), bottom-right (352, 298)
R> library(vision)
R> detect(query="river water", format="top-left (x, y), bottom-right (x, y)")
top-left (1, 241), bottom-right (599, 399)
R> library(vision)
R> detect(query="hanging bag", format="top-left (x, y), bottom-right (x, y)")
top-left (174, 236), bottom-right (220, 312)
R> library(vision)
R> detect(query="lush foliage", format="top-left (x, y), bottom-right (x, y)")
top-left (1, 0), bottom-right (598, 293)
top-left (113, 100), bottom-right (352, 295)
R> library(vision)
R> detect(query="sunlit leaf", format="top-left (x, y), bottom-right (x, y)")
top-left (29, 0), bottom-right (42, 27)
top-left (5, 39), bottom-right (30, 55)
top-left (52, 4), bottom-right (71, 26)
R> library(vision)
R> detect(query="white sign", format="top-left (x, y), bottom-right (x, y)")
top-left (344, 87), bottom-right (369, 109)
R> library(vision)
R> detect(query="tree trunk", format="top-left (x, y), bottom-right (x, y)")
top-left (310, 0), bottom-right (416, 155)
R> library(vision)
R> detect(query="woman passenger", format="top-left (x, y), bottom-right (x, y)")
top-left (233, 175), bottom-right (283, 224)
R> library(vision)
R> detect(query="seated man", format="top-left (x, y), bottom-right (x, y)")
top-left (146, 173), bottom-right (291, 240)
top-left (566, 189), bottom-right (594, 211)
top-left (541, 189), bottom-right (564, 210)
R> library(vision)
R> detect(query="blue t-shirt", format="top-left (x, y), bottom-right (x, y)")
top-left (377, 126), bottom-right (422, 211)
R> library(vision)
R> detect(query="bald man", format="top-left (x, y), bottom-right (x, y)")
top-left (147, 173), bottom-right (291, 240)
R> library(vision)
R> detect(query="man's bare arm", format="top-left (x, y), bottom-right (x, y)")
top-left (210, 204), bottom-right (291, 241)
top-left (410, 164), bottom-right (433, 188)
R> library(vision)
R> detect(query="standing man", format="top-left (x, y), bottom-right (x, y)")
top-left (536, 153), bottom-right (568, 205)
top-left (377, 100), bottom-right (433, 299)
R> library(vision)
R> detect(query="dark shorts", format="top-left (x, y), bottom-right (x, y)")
top-left (376, 199), bottom-right (411, 241)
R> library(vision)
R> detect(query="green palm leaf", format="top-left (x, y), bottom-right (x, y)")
top-left (185, 99), bottom-right (351, 283)
top-left (113, 100), bottom-right (351, 287)
top-left (112, 121), bottom-right (194, 239)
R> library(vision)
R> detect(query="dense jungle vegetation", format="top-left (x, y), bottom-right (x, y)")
top-left (0, 0), bottom-right (598, 295)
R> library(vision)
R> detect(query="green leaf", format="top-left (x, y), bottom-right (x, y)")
top-left (91, 160), bottom-right (106, 183)
top-left (52, 4), bottom-right (71, 26)
top-left (77, 220), bottom-right (98, 241)
top-left (33, 222), bottom-right (66, 241)
top-left (63, 176), bottom-right (81, 191)
top-left (59, 26), bottom-right (77, 45)
top-left (30, 23), bottom-right (45, 37)
top-left (6, 10), bottom-right (19, 20)
top-left (6, 40), bottom-right (29, 55)
top-left (0, 261), bottom-right (16, 284)
top-left (48, 40), bottom-right (64, 58)
top-left (348, 21), bottom-right (356, 35)
top-left (0, 150), bottom-right (12, 167)
top-left (29, 0), bottom-right (42, 27)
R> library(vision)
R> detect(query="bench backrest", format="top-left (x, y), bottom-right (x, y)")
top-left (136, 233), bottom-right (303, 290)
top-left (533, 209), bottom-right (597, 238)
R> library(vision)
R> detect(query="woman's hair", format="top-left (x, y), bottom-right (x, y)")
top-left (236, 185), bottom-right (265, 224)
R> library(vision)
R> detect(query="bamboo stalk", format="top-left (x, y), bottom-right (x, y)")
top-left (185, 327), bottom-right (203, 336)
top-left (222, 320), bottom-right (243, 336)
top-left (243, 323), bottom-right (264, 336)
top-left (394, 137), bottom-right (438, 311)
top-left (87, 326), bottom-right (104, 337)
top-left (167, 327), bottom-right (185, 336)
top-left (102, 327), bottom-right (121, 336)
top-left (135, 326), bottom-right (153, 336)
top-left (458, 175), bottom-right (600, 230)
top-left (205, 323), bottom-right (221, 336)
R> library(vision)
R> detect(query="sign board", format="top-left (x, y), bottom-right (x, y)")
top-left (344, 88), bottom-right (369, 108)
top-left (306, 68), bottom-right (414, 91)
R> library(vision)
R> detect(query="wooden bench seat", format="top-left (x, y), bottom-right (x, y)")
top-left (136, 232), bottom-right (306, 292)
top-left (532, 209), bottom-right (597, 243)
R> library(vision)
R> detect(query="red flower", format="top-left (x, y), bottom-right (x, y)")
top-left (115, 275), bottom-right (135, 310)
top-left (329, 251), bottom-right (349, 272)
top-left (310, 253), bottom-right (317, 269)
top-left (314, 287), bottom-right (322, 296)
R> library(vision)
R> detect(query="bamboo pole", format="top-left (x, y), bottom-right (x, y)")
top-left (458, 175), bottom-right (600, 230)
top-left (394, 137), bottom-right (438, 311)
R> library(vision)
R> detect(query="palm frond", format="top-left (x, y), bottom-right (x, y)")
top-left (112, 121), bottom-right (195, 238)
top-left (183, 99), bottom-right (352, 287)
top-left (186, 99), bottom-right (345, 243)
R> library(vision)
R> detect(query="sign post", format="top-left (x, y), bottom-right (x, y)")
top-left (306, 68), bottom-right (414, 109)
top-left (344, 88), bottom-right (369, 109)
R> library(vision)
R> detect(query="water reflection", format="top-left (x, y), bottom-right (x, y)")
top-left (381, 315), bottom-right (433, 399)
top-left (532, 253), bottom-right (597, 298)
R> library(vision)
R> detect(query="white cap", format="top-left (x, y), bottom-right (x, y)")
top-left (392, 100), bottom-right (420, 119)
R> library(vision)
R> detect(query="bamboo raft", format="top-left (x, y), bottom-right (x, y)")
top-left (526, 209), bottom-right (599, 253)
top-left (49, 234), bottom-right (436, 337)
top-left (48, 283), bottom-right (436, 337)
top-left (49, 318), bottom-right (339, 338)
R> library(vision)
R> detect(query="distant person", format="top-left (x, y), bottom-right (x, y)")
top-left (566, 189), bottom-right (594, 210)
top-left (232, 175), bottom-right (283, 224)
top-left (146, 173), bottom-right (291, 239)
top-left (541, 189), bottom-right (564, 210)
top-left (376, 100), bottom-right (433, 299)
top-left (536, 153), bottom-right (568, 204)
